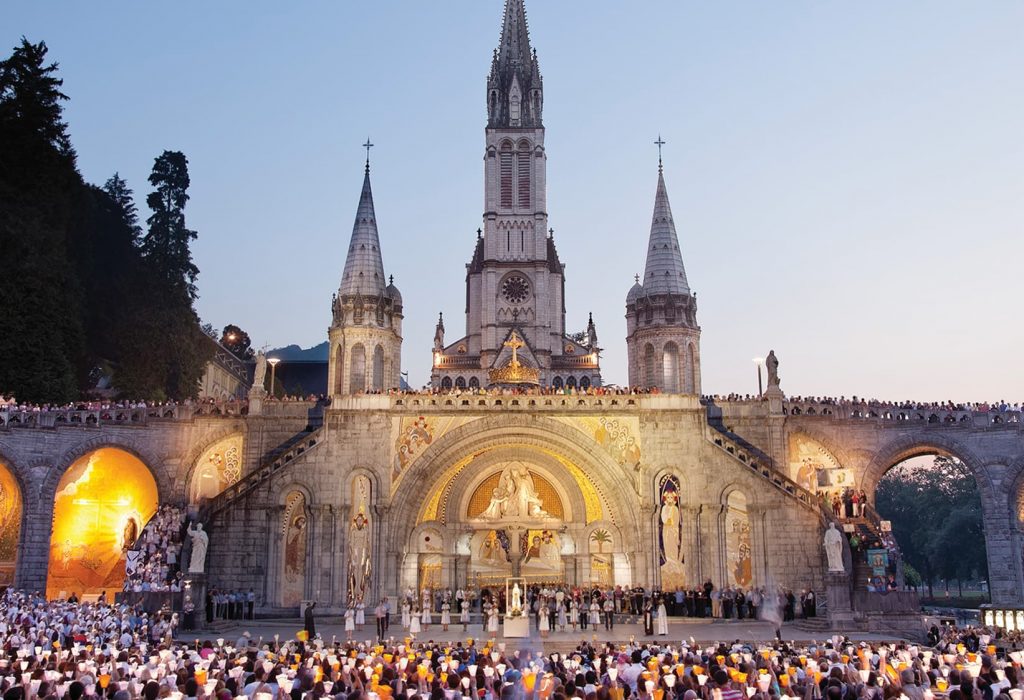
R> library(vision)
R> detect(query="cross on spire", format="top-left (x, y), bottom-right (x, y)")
top-left (654, 134), bottom-right (666, 171)
top-left (363, 137), bottom-right (374, 171)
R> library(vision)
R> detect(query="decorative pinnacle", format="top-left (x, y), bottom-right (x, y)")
top-left (654, 134), bottom-right (666, 172)
top-left (389, 275), bottom-right (393, 285)
top-left (363, 137), bottom-right (374, 171)
top-left (634, 273), bottom-right (640, 284)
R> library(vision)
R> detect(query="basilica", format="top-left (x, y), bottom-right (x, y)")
top-left (1, 0), bottom-right (1022, 630)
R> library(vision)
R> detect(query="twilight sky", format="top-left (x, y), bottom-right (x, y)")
top-left (5, 1), bottom-right (1022, 398)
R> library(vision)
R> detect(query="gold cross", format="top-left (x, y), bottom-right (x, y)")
top-left (504, 331), bottom-right (525, 367)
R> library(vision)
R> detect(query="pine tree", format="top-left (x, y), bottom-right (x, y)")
top-left (142, 151), bottom-right (199, 300)
top-left (103, 172), bottom-right (141, 243)
top-left (0, 38), bottom-right (83, 402)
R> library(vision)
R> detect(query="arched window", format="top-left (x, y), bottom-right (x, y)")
top-left (372, 345), bottom-right (384, 391)
top-left (441, 376), bottom-right (453, 390)
top-left (552, 376), bottom-right (563, 390)
top-left (643, 343), bottom-right (656, 388)
top-left (662, 342), bottom-right (680, 393)
top-left (566, 376), bottom-right (577, 389)
top-left (349, 344), bottom-right (366, 393)
top-left (455, 376), bottom-right (466, 390)
top-left (517, 142), bottom-right (531, 208)
top-left (468, 376), bottom-right (480, 389)
top-left (580, 376), bottom-right (591, 390)
top-left (500, 142), bottom-right (514, 208)
top-left (685, 343), bottom-right (697, 394)
top-left (333, 344), bottom-right (345, 395)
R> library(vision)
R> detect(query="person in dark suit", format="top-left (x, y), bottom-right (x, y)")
top-left (304, 601), bottom-right (316, 638)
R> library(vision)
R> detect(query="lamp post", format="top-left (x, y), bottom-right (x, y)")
top-left (752, 357), bottom-right (764, 398)
top-left (267, 357), bottom-right (281, 397)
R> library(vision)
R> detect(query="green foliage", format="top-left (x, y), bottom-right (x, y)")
top-left (221, 324), bottom-right (254, 361)
top-left (0, 39), bottom-right (213, 402)
top-left (0, 38), bottom-right (83, 402)
top-left (142, 151), bottom-right (199, 300)
top-left (876, 456), bottom-right (989, 593)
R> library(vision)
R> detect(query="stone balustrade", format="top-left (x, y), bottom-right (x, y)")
top-left (784, 401), bottom-right (1022, 427)
top-left (0, 400), bottom-right (251, 428)
top-left (332, 393), bottom-right (701, 412)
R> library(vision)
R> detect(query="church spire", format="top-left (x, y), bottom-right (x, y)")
top-left (339, 154), bottom-right (387, 298)
top-left (641, 145), bottom-right (690, 296)
top-left (488, 0), bottom-right (543, 128)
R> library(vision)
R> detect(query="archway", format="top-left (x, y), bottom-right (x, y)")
top-left (662, 342), bottom-right (680, 393)
top-left (0, 461), bottom-right (22, 587)
top-left (188, 435), bottom-right (243, 504)
top-left (389, 416), bottom-right (643, 596)
top-left (46, 448), bottom-right (158, 599)
top-left (874, 451), bottom-right (988, 602)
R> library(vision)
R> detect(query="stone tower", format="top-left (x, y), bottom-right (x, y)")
top-left (431, 0), bottom-right (601, 390)
top-left (328, 157), bottom-right (402, 396)
top-left (625, 156), bottom-right (700, 393)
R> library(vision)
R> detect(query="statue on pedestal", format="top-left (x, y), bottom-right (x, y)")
top-left (823, 522), bottom-right (845, 572)
top-left (251, 351), bottom-right (267, 397)
top-left (510, 583), bottom-right (522, 612)
top-left (766, 350), bottom-right (780, 388)
top-left (188, 522), bottom-right (209, 573)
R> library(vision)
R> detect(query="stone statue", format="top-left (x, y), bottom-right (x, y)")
top-left (479, 462), bottom-right (550, 520)
top-left (187, 522), bottom-right (209, 573)
top-left (510, 583), bottom-right (522, 612)
top-left (252, 351), bottom-right (267, 393)
top-left (823, 522), bottom-right (845, 572)
top-left (766, 350), bottom-right (780, 388)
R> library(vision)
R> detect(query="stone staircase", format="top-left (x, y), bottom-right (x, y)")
top-left (206, 423), bottom-right (325, 518)
top-left (704, 419), bottom-right (833, 523)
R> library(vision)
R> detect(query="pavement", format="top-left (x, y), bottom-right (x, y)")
top-left (177, 617), bottom-right (905, 646)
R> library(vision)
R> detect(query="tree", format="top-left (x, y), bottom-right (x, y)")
top-left (876, 455), bottom-right (988, 599)
top-left (220, 324), bottom-right (254, 360)
top-left (103, 173), bottom-right (141, 243)
top-left (0, 38), bottom-right (83, 402)
top-left (142, 150), bottom-right (199, 299)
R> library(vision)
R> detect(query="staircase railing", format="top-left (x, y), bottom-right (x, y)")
top-left (206, 426), bottom-right (325, 517)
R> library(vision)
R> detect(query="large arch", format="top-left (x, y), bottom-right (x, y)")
top-left (0, 457), bottom-right (24, 587)
top-left (385, 415), bottom-right (645, 595)
top-left (46, 447), bottom-right (159, 599)
top-left (862, 434), bottom-right (994, 503)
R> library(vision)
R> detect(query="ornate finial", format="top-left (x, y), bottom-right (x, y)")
top-left (654, 135), bottom-right (666, 171)
top-left (388, 274), bottom-right (393, 285)
top-left (548, 227), bottom-right (554, 238)
top-left (363, 137), bottom-right (374, 171)
top-left (477, 228), bottom-right (483, 239)
top-left (634, 273), bottom-right (640, 284)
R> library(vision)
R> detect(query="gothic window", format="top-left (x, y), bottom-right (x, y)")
top-left (517, 150), bottom-right (531, 208)
top-left (580, 376), bottom-right (591, 390)
top-left (441, 376), bottom-right (453, 390)
top-left (500, 144), bottom-right (513, 208)
top-left (372, 345), bottom-right (385, 391)
top-left (662, 342), bottom-right (680, 394)
top-left (455, 376), bottom-right (466, 390)
top-left (349, 344), bottom-right (366, 394)
top-left (566, 376), bottom-right (577, 389)
top-left (552, 376), bottom-right (563, 389)
top-left (468, 376), bottom-right (480, 389)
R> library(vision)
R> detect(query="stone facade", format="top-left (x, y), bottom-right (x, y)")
top-left (1, 398), bottom-right (1022, 614)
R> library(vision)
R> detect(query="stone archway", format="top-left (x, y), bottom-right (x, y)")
top-left (46, 447), bottom-right (159, 599)
top-left (0, 454), bottom-right (24, 588)
top-left (385, 415), bottom-right (644, 597)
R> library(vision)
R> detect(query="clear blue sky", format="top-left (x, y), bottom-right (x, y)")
top-left (5, 1), bottom-right (1022, 399)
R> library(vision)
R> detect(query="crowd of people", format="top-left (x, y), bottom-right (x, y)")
top-left (391, 585), bottom-right (820, 638)
top-left (122, 507), bottom-right (188, 594)
top-left (2, 586), bottom-right (1024, 700)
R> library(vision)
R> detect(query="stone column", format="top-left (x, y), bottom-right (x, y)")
top-left (337, 505), bottom-right (351, 604)
top-left (372, 504), bottom-right (389, 603)
top-left (266, 506), bottom-right (285, 608)
top-left (747, 505), bottom-right (768, 588)
top-left (681, 506), bottom-right (700, 586)
top-left (983, 494), bottom-right (1019, 605)
top-left (639, 501), bottom-right (657, 587)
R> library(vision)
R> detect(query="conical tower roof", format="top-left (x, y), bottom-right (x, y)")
top-left (339, 164), bottom-right (387, 298)
top-left (642, 165), bottom-right (690, 296)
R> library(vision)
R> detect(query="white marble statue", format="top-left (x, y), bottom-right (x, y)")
top-left (480, 462), bottom-right (550, 520)
top-left (510, 583), bottom-right (522, 612)
top-left (252, 351), bottom-right (267, 393)
top-left (823, 522), bottom-right (845, 572)
top-left (187, 522), bottom-right (209, 573)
